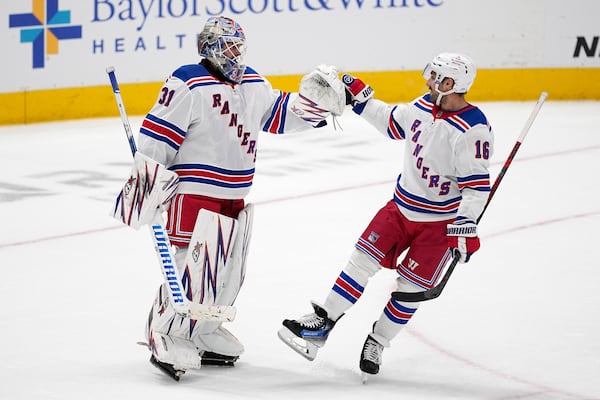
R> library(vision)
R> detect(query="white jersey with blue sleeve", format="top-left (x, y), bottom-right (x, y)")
top-left (358, 93), bottom-right (494, 223)
top-left (137, 63), bottom-right (314, 200)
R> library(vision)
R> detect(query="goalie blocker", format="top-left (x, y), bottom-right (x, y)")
top-left (112, 151), bottom-right (178, 230)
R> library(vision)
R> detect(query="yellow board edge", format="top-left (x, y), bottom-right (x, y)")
top-left (0, 68), bottom-right (594, 125)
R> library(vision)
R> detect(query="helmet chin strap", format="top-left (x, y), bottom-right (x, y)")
top-left (433, 81), bottom-right (456, 106)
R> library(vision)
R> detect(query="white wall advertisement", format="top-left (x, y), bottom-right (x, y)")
top-left (3, 0), bottom-right (599, 93)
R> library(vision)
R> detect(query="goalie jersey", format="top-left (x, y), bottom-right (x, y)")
top-left (137, 63), bottom-right (313, 200)
top-left (358, 94), bottom-right (494, 223)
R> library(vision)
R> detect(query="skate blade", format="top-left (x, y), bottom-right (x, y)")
top-left (277, 327), bottom-right (319, 361)
top-left (150, 355), bottom-right (185, 382)
top-left (361, 372), bottom-right (369, 384)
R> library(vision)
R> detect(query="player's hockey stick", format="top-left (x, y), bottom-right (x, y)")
top-left (392, 91), bottom-right (548, 303)
top-left (106, 66), bottom-right (235, 322)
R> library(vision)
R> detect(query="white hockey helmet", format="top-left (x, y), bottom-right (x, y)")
top-left (422, 53), bottom-right (476, 95)
top-left (197, 16), bottom-right (247, 84)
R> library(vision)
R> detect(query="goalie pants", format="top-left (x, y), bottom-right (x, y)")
top-left (166, 193), bottom-right (245, 247)
top-left (322, 199), bottom-right (453, 347)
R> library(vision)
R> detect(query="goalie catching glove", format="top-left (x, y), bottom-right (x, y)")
top-left (447, 220), bottom-right (480, 263)
top-left (290, 64), bottom-right (346, 126)
top-left (112, 152), bottom-right (179, 230)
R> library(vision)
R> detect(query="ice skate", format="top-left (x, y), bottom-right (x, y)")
top-left (359, 333), bottom-right (384, 380)
top-left (149, 355), bottom-right (185, 381)
top-left (200, 351), bottom-right (239, 367)
top-left (278, 303), bottom-right (338, 361)
top-left (146, 331), bottom-right (202, 381)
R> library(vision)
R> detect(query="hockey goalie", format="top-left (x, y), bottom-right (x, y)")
top-left (111, 15), bottom-right (345, 381)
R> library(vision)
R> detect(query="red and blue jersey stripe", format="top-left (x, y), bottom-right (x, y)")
top-left (387, 105), bottom-right (405, 139)
top-left (262, 91), bottom-right (292, 134)
top-left (393, 177), bottom-right (462, 216)
top-left (170, 164), bottom-right (254, 189)
top-left (457, 173), bottom-right (490, 192)
top-left (140, 114), bottom-right (186, 151)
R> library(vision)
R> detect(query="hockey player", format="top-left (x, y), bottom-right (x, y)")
top-left (278, 53), bottom-right (494, 378)
top-left (113, 16), bottom-right (345, 380)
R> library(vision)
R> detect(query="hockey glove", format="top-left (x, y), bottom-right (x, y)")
top-left (447, 220), bottom-right (480, 263)
top-left (342, 74), bottom-right (374, 113)
top-left (112, 152), bottom-right (179, 230)
top-left (290, 64), bottom-right (346, 126)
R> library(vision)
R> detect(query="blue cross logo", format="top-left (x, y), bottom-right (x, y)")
top-left (9, 0), bottom-right (83, 69)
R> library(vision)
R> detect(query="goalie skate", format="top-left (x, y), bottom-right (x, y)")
top-left (150, 355), bottom-right (185, 381)
top-left (201, 351), bottom-right (238, 367)
top-left (277, 326), bottom-right (321, 361)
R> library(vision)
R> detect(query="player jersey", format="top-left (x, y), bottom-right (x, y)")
top-left (137, 63), bottom-right (313, 200)
top-left (358, 94), bottom-right (494, 223)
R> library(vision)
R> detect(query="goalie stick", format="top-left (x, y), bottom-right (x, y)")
top-left (106, 66), bottom-right (235, 322)
top-left (392, 91), bottom-right (548, 303)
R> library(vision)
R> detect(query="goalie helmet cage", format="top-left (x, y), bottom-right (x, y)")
top-left (392, 91), bottom-right (548, 303)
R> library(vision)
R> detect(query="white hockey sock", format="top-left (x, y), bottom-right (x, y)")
top-left (372, 276), bottom-right (422, 345)
top-left (323, 250), bottom-right (381, 321)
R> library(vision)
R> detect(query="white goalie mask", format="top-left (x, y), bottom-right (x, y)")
top-left (423, 53), bottom-right (476, 104)
top-left (197, 16), bottom-right (247, 84)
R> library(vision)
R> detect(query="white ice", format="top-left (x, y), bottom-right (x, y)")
top-left (0, 100), bottom-right (599, 399)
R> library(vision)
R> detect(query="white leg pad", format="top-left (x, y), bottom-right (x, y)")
top-left (183, 208), bottom-right (239, 306)
top-left (228, 203), bottom-right (254, 299)
top-left (182, 205), bottom-right (253, 311)
top-left (147, 206), bottom-right (253, 358)
top-left (180, 205), bottom-right (252, 329)
top-left (194, 326), bottom-right (244, 357)
top-left (149, 331), bottom-right (202, 370)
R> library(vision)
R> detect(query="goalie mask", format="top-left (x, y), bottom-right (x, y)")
top-left (198, 16), bottom-right (247, 84)
top-left (423, 53), bottom-right (476, 105)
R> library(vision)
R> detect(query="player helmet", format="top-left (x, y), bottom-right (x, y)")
top-left (422, 53), bottom-right (476, 95)
top-left (198, 16), bottom-right (246, 84)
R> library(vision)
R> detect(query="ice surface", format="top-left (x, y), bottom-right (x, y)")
top-left (1, 100), bottom-right (598, 399)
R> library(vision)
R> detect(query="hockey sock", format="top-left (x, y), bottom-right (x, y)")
top-left (373, 277), bottom-right (421, 343)
top-left (324, 250), bottom-right (380, 321)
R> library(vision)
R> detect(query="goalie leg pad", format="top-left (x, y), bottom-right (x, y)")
top-left (195, 325), bottom-right (244, 358)
top-left (145, 285), bottom-right (201, 371)
top-left (147, 206), bottom-right (251, 358)
top-left (182, 205), bottom-right (253, 318)
top-left (228, 203), bottom-right (254, 297)
top-left (182, 208), bottom-right (241, 312)
top-left (183, 207), bottom-right (252, 355)
top-left (148, 330), bottom-right (202, 370)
